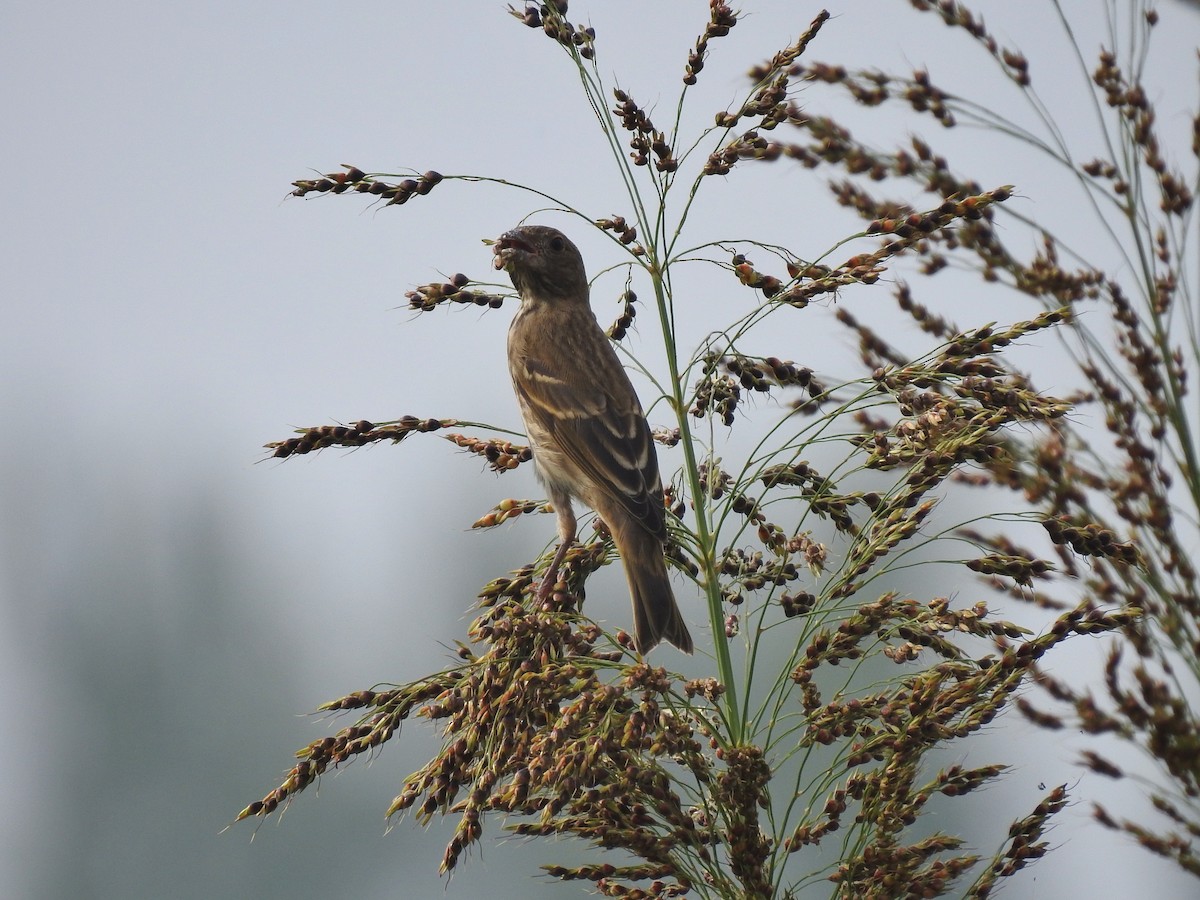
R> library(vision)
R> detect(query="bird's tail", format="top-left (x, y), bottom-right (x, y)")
top-left (612, 519), bottom-right (693, 655)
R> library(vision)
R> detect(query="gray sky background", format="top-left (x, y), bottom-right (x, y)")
top-left (3, 1), bottom-right (1199, 897)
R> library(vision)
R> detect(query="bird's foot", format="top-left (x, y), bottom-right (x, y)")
top-left (536, 540), bottom-right (575, 602)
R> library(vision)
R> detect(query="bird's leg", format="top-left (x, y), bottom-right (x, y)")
top-left (538, 540), bottom-right (573, 602)
top-left (538, 496), bottom-right (577, 601)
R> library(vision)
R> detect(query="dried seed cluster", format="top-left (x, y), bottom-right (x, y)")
top-left (471, 498), bottom-right (549, 529)
top-left (1092, 50), bottom-right (1191, 215)
top-left (612, 89), bottom-right (677, 173)
top-left (690, 364), bottom-right (740, 426)
top-left (1042, 516), bottom-right (1139, 565)
top-left (971, 785), bottom-right (1069, 896)
top-left (266, 416), bottom-right (455, 458)
top-left (725, 350), bottom-right (822, 396)
top-left (964, 552), bottom-right (1052, 587)
top-left (716, 745), bottom-right (772, 896)
top-left (445, 433), bottom-right (532, 473)
top-left (511, 2), bottom-right (597, 59)
top-left (596, 214), bottom-right (640, 246)
top-left (907, 0), bottom-right (1031, 86)
top-left (760, 460), bottom-right (867, 536)
top-left (236, 677), bottom-right (456, 823)
top-left (795, 6), bottom-right (1200, 878)
top-left (723, 11), bottom-right (831, 132)
top-left (652, 425), bottom-right (682, 448)
top-left (777, 586), bottom-right (1133, 898)
top-left (606, 288), bottom-right (639, 340)
top-left (407, 274), bottom-right (506, 311)
top-left (703, 128), bottom-right (788, 176)
top-left (240, 529), bottom-right (734, 896)
top-left (684, 2), bottom-right (738, 85)
top-left (718, 548), bottom-right (801, 597)
top-left (798, 63), bottom-right (958, 127)
top-left (690, 352), bottom-right (826, 426)
top-left (730, 254), bottom-right (786, 297)
top-left (291, 165), bottom-right (443, 205)
top-left (697, 460), bottom-right (731, 500)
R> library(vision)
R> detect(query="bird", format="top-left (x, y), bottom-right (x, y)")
top-left (493, 224), bottom-right (693, 654)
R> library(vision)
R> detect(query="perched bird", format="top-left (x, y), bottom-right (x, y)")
top-left (494, 224), bottom-right (693, 654)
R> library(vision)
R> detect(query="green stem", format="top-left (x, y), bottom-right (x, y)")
top-left (647, 258), bottom-right (743, 741)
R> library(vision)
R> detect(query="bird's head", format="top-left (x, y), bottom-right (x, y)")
top-left (493, 225), bottom-right (588, 302)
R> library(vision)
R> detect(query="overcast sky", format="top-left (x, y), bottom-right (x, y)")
top-left (3, 2), bottom-right (1199, 898)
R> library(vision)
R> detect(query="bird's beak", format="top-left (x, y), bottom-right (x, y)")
top-left (492, 231), bottom-right (536, 271)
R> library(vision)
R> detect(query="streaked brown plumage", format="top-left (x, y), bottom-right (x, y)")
top-left (494, 224), bottom-right (693, 654)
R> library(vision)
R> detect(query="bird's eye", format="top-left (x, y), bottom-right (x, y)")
top-left (549, 236), bottom-right (565, 252)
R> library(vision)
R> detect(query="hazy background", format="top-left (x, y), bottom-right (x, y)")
top-left (3, 2), bottom-right (1198, 897)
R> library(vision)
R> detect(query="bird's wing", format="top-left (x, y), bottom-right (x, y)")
top-left (514, 341), bottom-right (666, 539)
